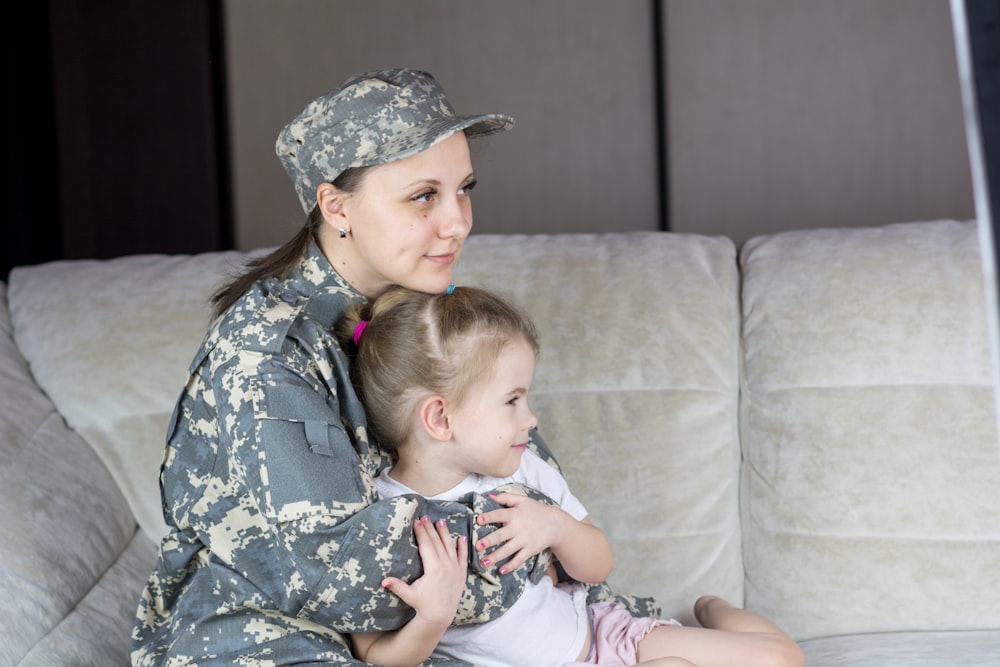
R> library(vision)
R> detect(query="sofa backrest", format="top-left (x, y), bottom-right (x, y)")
top-left (8, 250), bottom-right (258, 541)
top-left (6, 231), bottom-right (744, 626)
top-left (455, 232), bottom-right (743, 623)
top-left (8, 220), bottom-right (998, 653)
top-left (739, 219), bottom-right (1000, 640)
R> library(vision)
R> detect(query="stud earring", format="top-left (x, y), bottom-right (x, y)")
top-left (338, 227), bottom-right (348, 239)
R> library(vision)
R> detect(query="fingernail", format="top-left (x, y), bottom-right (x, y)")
top-left (438, 519), bottom-right (446, 527)
top-left (460, 536), bottom-right (468, 543)
top-left (477, 541), bottom-right (486, 550)
top-left (482, 558), bottom-right (491, 566)
top-left (500, 567), bottom-right (508, 574)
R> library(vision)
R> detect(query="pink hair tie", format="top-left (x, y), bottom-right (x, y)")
top-left (352, 320), bottom-right (369, 346)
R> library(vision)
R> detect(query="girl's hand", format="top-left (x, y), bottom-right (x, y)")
top-left (474, 492), bottom-right (566, 575)
top-left (381, 516), bottom-right (468, 629)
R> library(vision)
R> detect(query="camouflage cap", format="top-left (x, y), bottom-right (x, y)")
top-left (276, 68), bottom-right (515, 213)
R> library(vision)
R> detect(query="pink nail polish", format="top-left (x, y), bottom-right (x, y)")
top-left (482, 558), bottom-right (491, 566)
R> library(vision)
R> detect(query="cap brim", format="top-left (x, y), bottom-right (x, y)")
top-left (355, 113), bottom-right (515, 170)
top-left (462, 113), bottom-right (515, 138)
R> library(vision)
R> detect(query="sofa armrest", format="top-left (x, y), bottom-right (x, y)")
top-left (0, 282), bottom-right (156, 665)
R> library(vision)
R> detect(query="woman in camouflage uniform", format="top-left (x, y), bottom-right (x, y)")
top-left (131, 69), bottom-right (655, 667)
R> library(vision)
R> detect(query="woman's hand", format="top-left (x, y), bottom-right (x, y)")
top-left (382, 515), bottom-right (468, 629)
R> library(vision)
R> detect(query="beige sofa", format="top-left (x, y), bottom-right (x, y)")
top-left (2, 219), bottom-right (998, 666)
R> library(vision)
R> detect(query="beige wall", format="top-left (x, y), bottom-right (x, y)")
top-left (223, 0), bottom-right (659, 251)
top-left (224, 0), bottom-right (974, 250)
top-left (666, 0), bottom-right (975, 243)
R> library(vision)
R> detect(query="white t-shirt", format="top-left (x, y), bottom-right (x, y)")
top-left (375, 450), bottom-right (592, 667)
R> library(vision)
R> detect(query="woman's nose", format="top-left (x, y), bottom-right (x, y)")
top-left (439, 196), bottom-right (473, 238)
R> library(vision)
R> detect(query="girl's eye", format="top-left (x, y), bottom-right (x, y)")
top-left (507, 395), bottom-right (520, 406)
top-left (412, 189), bottom-right (436, 203)
top-left (459, 179), bottom-right (478, 196)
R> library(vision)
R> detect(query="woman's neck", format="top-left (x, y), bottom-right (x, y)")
top-left (316, 225), bottom-right (384, 299)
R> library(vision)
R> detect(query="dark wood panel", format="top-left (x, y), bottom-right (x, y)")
top-left (48, 0), bottom-right (230, 260)
top-left (3, 2), bottom-right (59, 280)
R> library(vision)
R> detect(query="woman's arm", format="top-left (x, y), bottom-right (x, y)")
top-left (202, 346), bottom-right (540, 633)
top-left (350, 517), bottom-right (468, 667)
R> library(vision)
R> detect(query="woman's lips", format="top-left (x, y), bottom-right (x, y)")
top-left (425, 252), bottom-right (456, 265)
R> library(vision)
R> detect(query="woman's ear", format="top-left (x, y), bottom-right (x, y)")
top-left (420, 395), bottom-right (453, 442)
top-left (316, 182), bottom-right (347, 224)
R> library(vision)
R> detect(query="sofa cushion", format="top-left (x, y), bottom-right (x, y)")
top-left (800, 628), bottom-right (1000, 667)
top-left (456, 231), bottom-right (742, 623)
top-left (739, 219), bottom-right (1000, 641)
top-left (16, 533), bottom-right (158, 667)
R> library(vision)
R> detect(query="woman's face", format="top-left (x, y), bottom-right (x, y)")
top-left (326, 132), bottom-right (476, 298)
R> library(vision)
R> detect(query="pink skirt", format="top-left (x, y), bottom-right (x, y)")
top-left (564, 601), bottom-right (682, 666)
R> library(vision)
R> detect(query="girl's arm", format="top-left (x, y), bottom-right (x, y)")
top-left (551, 515), bottom-right (614, 583)
top-left (475, 492), bottom-right (613, 584)
top-left (351, 516), bottom-right (468, 667)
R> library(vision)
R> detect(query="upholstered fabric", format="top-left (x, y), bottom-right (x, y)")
top-left (5, 233), bottom-right (745, 630)
top-left (0, 282), bottom-right (157, 666)
top-left (740, 219), bottom-right (1000, 640)
top-left (16, 534), bottom-right (158, 667)
top-left (7, 251), bottom-right (256, 540)
top-left (455, 232), bottom-right (744, 624)
top-left (800, 629), bottom-right (1000, 667)
top-left (2, 221), bottom-right (998, 665)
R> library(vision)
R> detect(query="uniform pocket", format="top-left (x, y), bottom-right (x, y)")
top-left (256, 378), bottom-right (374, 520)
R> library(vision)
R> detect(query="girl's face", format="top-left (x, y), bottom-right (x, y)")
top-left (448, 338), bottom-right (539, 480)
top-left (327, 132), bottom-right (476, 298)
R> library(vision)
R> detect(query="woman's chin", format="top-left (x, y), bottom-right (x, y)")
top-left (406, 275), bottom-right (453, 295)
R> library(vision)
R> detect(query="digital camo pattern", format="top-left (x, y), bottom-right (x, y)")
top-left (275, 68), bottom-right (515, 213)
top-left (131, 240), bottom-right (658, 666)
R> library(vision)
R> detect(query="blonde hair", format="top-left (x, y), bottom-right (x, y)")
top-left (339, 286), bottom-right (539, 451)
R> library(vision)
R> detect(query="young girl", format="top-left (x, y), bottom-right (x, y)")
top-left (339, 285), bottom-right (805, 667)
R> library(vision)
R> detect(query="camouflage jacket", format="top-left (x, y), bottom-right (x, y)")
top-left (131, 241), bottom-right (658, 666)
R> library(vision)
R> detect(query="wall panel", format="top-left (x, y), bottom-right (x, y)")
top-left (224, 0), bottom-right (660, 250)
top-left (666, 0), bottom-right (975, 244)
